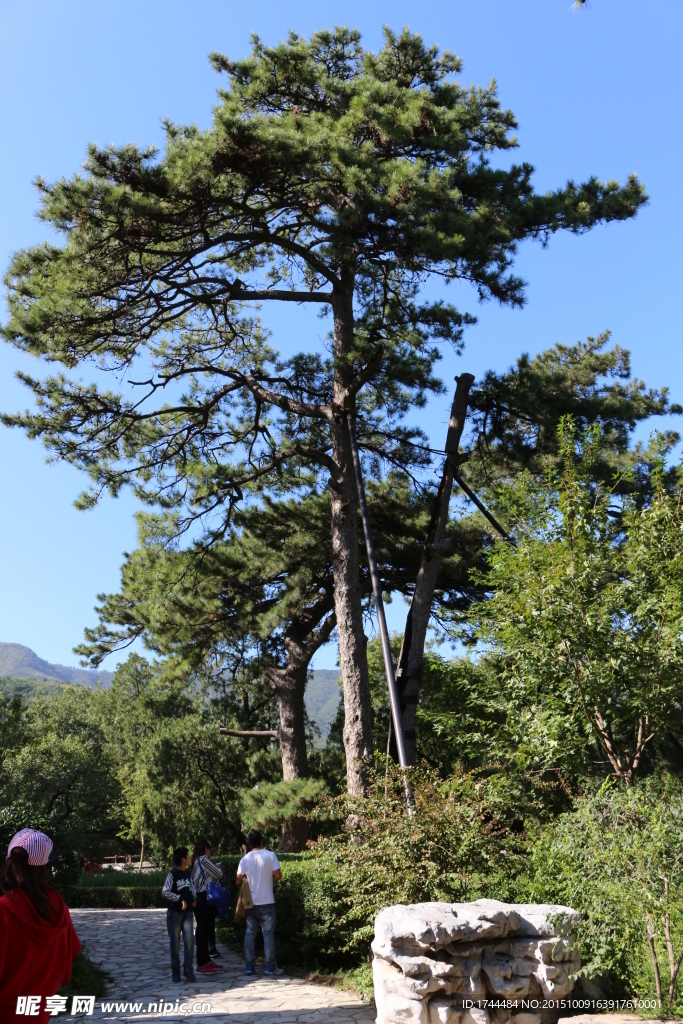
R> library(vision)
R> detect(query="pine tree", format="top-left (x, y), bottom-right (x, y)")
top-left (2, 27), bottom-right (646, 793)
top-left (78, 480), bottom-right (486, 789)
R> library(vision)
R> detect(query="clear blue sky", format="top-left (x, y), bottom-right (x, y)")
top-left (1, 0), bottom-right (681, 671)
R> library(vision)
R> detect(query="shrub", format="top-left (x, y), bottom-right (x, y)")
top-left (309, 764), bottom-right (530, 960)
top-left (74, 869), bottom-right (168, 888)
top-left (217, 855), bottom-right (350, 970)
top-left (528, 773), bottom-right (683, 1013)
top-left (58, 868), bottom-right (169, 907)
top-left (61, 886), bottom-right (164, 909)
top-left (219, 765), bottom-right (533, 971)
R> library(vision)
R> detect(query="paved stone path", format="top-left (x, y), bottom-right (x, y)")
top-left (69, 909), bottom-right (376, 1024)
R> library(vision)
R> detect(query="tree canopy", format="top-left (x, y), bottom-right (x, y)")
top-left (1, 26), bottom-right (647, 793)
top-left (471, 421), bottom-right (683, 782)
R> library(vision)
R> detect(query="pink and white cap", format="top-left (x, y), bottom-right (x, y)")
top-left (7, 828), bottom-right (54, 866)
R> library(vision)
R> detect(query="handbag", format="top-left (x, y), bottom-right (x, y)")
top-left (198, 858), bottom-right (232, 918)
top-left (234, 876), bottom-right (254, 924)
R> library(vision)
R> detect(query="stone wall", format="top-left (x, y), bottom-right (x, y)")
top-left (372, 899), bottom-right (580, 1024)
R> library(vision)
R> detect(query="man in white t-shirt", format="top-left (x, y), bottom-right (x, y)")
top-left (236, 830), bottom-right (282, 977)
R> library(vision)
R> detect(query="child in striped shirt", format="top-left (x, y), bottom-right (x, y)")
top-left (190, 840), bottom-right (224, 974)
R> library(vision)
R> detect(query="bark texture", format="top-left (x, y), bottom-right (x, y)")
top-left (330, 273), bottom-right (374, 795)
top-left (266, 596), bottom-right (336, 851)
top-left (278, 817), bottom-right (310, 854)
top-left (271, 658), bottom-right (309, 853)
top-left (266, 660), bottom-right (309, 781)
top-left (394, 373), bottom-right (475, 764)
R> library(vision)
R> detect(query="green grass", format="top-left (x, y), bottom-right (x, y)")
top-left (304, 965), bottom-right (374, 1002)
top-left (58, 945), bottom-right (110, 999)
top-left (275, 964), bottom-right (374, 1002)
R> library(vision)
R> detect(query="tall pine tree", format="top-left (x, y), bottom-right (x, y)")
top-left (2, 28), bottom-right (646, 792)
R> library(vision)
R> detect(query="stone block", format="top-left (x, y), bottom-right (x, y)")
top-left (373, 901), bottom-right (579, 1024)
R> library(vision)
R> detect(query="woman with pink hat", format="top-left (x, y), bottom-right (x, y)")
top-left (0, 828), bottom-right (82, 1022)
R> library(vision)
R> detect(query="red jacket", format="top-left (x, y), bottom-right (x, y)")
top-left (0, 888), bottom-right (81, 1022)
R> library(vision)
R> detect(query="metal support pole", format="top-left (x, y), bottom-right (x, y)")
top-left (347, 412), bottom-right (412, 813)
top-left (452, 470), bottom-right (514, 544)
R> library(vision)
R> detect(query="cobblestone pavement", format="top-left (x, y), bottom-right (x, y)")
top-left (69, 909), bottom-right (376, 1024)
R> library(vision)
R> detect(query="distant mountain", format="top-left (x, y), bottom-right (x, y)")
top-left (0, 643), bottom-right (115, 687)
top-left (305, 669), bottom-right (342, 745)
top-left (0, 641), bottom-right (340, 743)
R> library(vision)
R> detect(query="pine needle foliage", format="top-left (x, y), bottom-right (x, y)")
top-left (1, 27), bottom-right (646, 530)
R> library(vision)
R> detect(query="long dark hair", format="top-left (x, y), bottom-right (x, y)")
top-left (191, 839), bottom-right (210, 867)
top-left (0, 848), bottom-right (54, 920)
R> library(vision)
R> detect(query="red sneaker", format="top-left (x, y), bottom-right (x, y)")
top-left (196, 962), bottom-right (219, 974)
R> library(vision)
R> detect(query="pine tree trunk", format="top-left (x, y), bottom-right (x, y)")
top-left (279, 817), bottom-right (309, 853)
top-left (394, 374), bottom-right (474, 764)
top-left (265, 660), bottom-right (310, 853)
top-left (330, 271), bottom-right (374, 795)
top-left (267, 662), bottom-right (309, 782)
top-left (262, 600), bottom-right (337, 849)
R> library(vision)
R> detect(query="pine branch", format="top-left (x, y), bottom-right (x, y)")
top-left (219, 728), bottom-right (279, 739)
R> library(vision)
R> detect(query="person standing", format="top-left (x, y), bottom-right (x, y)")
top-left (0, 829), bottom-right (81, 1022)
top-left (191, 840), bottom-right (224, 975)
top-left (236, 830), bottom-right (282, 977)
top-left (161, 847), bottom-right (196, 983)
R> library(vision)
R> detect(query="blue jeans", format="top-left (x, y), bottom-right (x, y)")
top-left (244, 903), bottom-right (277, 968)
top-left (167, 908), bottom-right (194, 976)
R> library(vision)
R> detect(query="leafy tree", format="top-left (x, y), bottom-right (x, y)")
top-left (471, 420), bottom-right (683, 782)
top-left (371, 647), bottom-right (516, 773)
top-left (0, 688), bottom-right (123, 870)
top-left (467, 332), bottom-right (679, 490)
top-left (141, 714), bottom-right (258, 855)
top-left (2, 27), bottom-right (646, 793)
top-left (117, 761), bottom-right (150, 871)
top-left (81, 498), bottom-right (337, 786)
top-left (102, 653), bottom-right (276, 857)
top-left (365, 637), bottom-right (587, 810)
top-left (0, 691), bottom-right (26, 760)
top-left (393, 334), bottom-right (677, 762)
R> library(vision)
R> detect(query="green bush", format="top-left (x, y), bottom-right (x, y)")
top-left (62, 886), bottom-right (164, 908)
top-left (74, 869), bottom-right (168, 888)
top-left (219, 765), bottom-right (533, 972)
top-left (527, 773), bottom-right (683, 1013)
top-left (218, 853), bottom-right (369, 971)
top-left (58, 868), bottom-right (169, 906)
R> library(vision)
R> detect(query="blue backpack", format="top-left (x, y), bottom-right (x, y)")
top-left (198, 858), bottom-right (232, 918)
